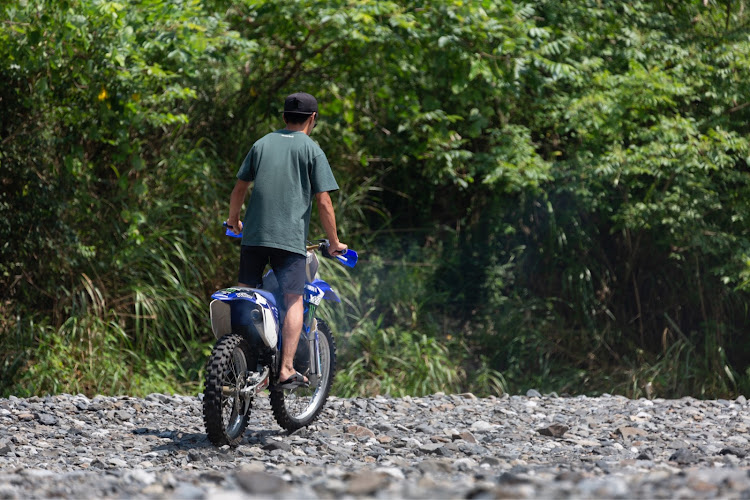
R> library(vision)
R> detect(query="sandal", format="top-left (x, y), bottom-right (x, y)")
top-left (277, 371), bottom-right (310, 390)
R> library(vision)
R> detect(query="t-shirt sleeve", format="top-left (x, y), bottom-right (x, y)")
top-left (236, 147), bottom-right (256, 182)
top-left (310, 152), bottom-right (339, 194)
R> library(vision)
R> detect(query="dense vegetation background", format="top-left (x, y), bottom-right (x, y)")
top-left (2, 0), bottom-right (749, 399)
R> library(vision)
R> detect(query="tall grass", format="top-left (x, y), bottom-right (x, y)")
top-left (0, 230), bottom-right (215, 397)
top-left (333, 318), bottom-right (465, 397)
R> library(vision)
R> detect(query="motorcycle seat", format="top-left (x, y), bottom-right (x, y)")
top-left (260, 270), bottom-right (283, 306)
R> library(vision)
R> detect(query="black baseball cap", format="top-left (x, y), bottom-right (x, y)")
top-left (282, 92), bottom-right (318, 115)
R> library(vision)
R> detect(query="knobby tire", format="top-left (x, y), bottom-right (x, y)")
top-left (270, 318), bottom-right (336, 432)
top-left (202, 333), bottom-right (252, 446)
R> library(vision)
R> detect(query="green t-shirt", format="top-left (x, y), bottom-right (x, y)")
top-left (237, 130), bottom-right (339, 255)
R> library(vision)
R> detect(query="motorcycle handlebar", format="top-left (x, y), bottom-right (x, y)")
top-left (223, 221), bottom-right (242, 239)
top-left (222, 224), bottom-right (357, 268)
top-left (308, 239), bottom-right (358, 268)
top-left (306, 239), bottom-right (333, 258)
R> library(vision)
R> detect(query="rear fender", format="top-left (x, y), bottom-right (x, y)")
top-left (210, 288), bottom-right (279, 346)
top-left (209, 299), bottom-right (232, 340)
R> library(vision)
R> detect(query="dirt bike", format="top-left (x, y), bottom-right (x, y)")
top-left (202, 228), bottom-right (357, 446)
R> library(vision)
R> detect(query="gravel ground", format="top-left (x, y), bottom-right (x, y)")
top-left (1, 391), bottom-right (749, 498)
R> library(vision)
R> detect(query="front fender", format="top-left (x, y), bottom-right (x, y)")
top-left (310, 279), bottom-right (341, 303)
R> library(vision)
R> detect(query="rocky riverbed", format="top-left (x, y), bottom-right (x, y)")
top-left (1, 391), bottom-right (749, 498)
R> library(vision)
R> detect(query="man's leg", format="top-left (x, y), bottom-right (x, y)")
top-left (238, 246), bottom-right (267, 288)
top-left (270, 248), bottom-right (308, 384)
top-left (278, 293), bottom-right (307, 384)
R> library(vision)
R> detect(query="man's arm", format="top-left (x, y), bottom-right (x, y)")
top-left (315, 191), bottom-right (347, 255)
top-left (226, 179), bottom-right (251, 234)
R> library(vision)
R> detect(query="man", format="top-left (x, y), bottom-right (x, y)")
top-left (225, 92), bottom-right (347, 388)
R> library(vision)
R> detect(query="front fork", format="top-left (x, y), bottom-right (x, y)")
top-left (267, 303), bottom-right (321, 390)
top-left (305, 303), bottom-right (322, 386)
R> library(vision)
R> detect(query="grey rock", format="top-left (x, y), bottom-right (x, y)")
top-left (125, 469), bottom-right (156, 485)
top-left (36, 413), bottom-right (58, 425)
top-left (0, 485), bottom-right (19, 500)
top-left (354, 399), bottom-right (368, 411)
top-left (636, 450), bottom-right (653, 460)
top-left (199, 470), bottom-right (225, 484)
top-left (453, 457), bottom-right (477, 471)
top-left (417, 459), bottom-right (452, 475)
top-left (537, 423), bottom-right (569, 438)
top-left (374, 422), bottom-right (396, 433)
top-left (346, 471), bottom-right (389, 496)
top-left (345, 424), bottom-right (376, 439)
top-left (171, 483), bottom-right (205, 499)
top-left (1, 392), bottom-right (750, 499)
top-left (108, 458), bottom-right (128, 468)
top-left (115, 410), bottom-right (132, 421)
top-left (415, 423), bottom-right (436, 434)
top-left (576, 477), bottom-right (629, 498)
top-left (616, 426), bottom-right (648, 440)
top-left (719, 447), bottom-right (747, 458)
top-left (89, 458), bottom-right (107, 468)
top-left (19, 468), bottom-right (55, 478)
top-left (453, 430), bottom-right (477, 443)
top-left (669, 448), bottom-right (698, 465)
top-left (235, 470), bottom-right (288, 495)
top-left (262, 439), bottom-right (292, 452)
top-left (497, 472), bottom-right (530, 485)
top-left (480, 456), bottom-right (504, 467)
top-left (470, 420), bottom-right (498, 433)
top-left (375, 466), bottom-right (406, 480)
top-left (419, 443), bottom-right (445, 455)
top-left (458, 443), bottom-right (489, 456)
top-left (0, 439), bottom-right (16, 455)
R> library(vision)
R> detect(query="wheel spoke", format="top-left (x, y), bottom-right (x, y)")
top-left (223, 345), bottom-right (248, 437)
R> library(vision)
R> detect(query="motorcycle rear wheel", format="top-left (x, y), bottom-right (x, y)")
top-left (270, 318), bottom-right (336, 432)
top-left (202, 333), bottom-right (253, 446)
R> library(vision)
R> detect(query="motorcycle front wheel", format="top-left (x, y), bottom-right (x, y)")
top-left (270, 318), bottom-right (336, 432)
top-left (202, 333), bottom-right (252, 446)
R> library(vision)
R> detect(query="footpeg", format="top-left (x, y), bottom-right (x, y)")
top-left (240, 367), bottom-right (270, 398)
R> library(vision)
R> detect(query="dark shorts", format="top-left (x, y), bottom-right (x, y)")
top-left (238, 246), bottom-right (306, 296)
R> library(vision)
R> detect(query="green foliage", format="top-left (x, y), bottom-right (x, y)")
top-left (529, 0), bottom-right (750, 392)
top-left (0, 0), bottom-right (231, 396)
top-left (3, 0), bottom-right (750, 399)
top-left (333, 319), bottom-right (464, 398)
top-left (3, 311), bottom-right (205, 397)
top-left (326, 254), bottom-right (506, 398)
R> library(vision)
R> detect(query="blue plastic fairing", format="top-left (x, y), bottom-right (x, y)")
top-left (335, 249), bottom-right (358, 268)
top-left (211, 287), bottom-right (278, 307)
top-left (310, 279), bottom-right (341, 302)
top-left (222, 222), bottom-right (242, 238)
